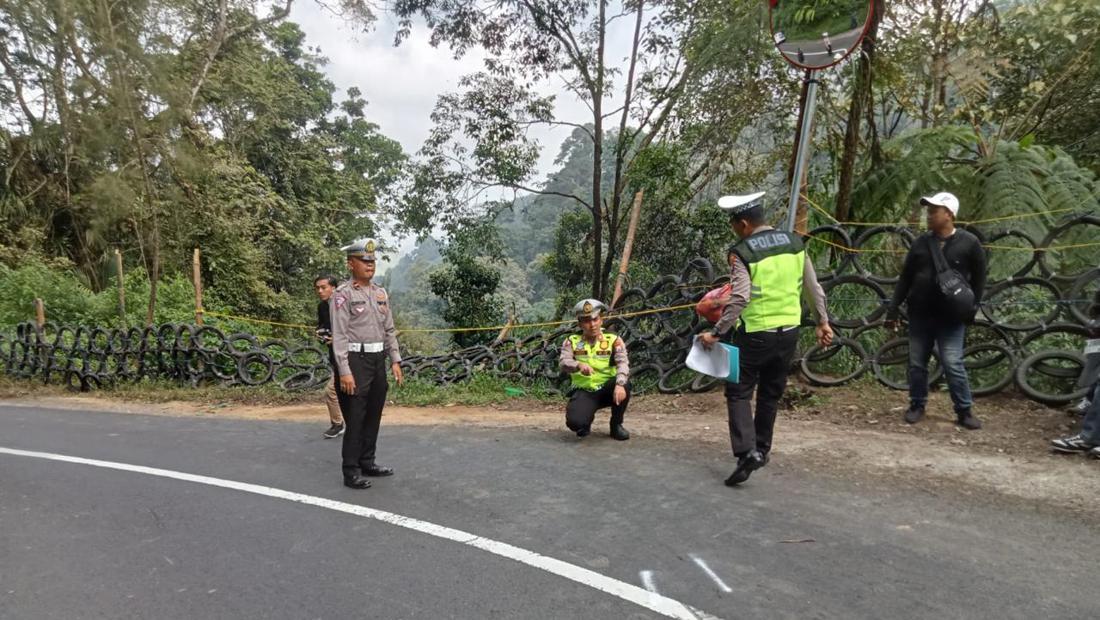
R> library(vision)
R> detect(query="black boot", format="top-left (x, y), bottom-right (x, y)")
top-left (904, 405), bottom-right (925, 424)
top-left (362, 464), bottom-right (394, 477)
top-left (956, 408), bottom-right (982, 430)
top-left (725, 450), bottom-right (765, 486)
top-left (343, 474), bottom-right (371, 489)
top-left (610, 424), bottom-right (630, 441)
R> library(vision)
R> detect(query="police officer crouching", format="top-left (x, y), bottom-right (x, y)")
top-left (700, 193), bottom-right (833, 486)
top-left (559, 299), bottom-right (631, 440)
top-left (330, 238), bottom-right (405, 489)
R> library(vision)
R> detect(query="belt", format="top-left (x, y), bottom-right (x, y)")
top-left (751, 325), bottom-right (799, 334)
top-left (347, 342), bottom-right (385, 353)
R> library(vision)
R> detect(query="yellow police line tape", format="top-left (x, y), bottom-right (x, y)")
top-left (804, 230), bottom-right (1100, 254)
top-left (801, 192), bottom-right (1082, 227)
top-left (799, 194), bottom-right (1100, 253)
top-left (199, 302), bottom-right (701, 335)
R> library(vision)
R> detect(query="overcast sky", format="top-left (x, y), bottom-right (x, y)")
top-left (287, 3), bottom-right (640, 267)
top-left (288, 3), bottom-right (606, 180)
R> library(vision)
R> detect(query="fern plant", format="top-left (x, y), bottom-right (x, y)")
top-left (851, 127), bottom-right (1100, 241)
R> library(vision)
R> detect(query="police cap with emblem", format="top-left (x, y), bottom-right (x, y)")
top-left (717, 191), bottom-right (765, 219)
top-left (341, 238), bottom-right (378, 262)
top-left (573, 298), bottom-right (607, 320)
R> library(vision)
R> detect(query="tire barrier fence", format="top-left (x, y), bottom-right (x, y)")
top-left (0, 323), bottom-right (334, 393)
top-left (2, 214), bottom-right (1097, 405)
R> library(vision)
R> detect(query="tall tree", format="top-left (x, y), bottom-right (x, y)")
top-left (393, 0), bottom-right (731, 299)
top-left (0, 0), bottom-right (403, 325)
top-left (833, 0), bottom-right (884, 223)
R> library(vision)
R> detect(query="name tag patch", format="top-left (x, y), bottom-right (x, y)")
top-left (747, 232), bottom-right (790, 251)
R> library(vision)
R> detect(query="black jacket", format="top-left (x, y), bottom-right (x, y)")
top-left (317, 299), bottom-right (331, 333)
top-left (318, 299), bottom-right (336, 369)
top-left (887, 229), bottom-right (987, 323)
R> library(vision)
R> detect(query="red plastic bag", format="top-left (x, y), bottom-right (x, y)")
top-left (696, 283), bottom-right (732, 323)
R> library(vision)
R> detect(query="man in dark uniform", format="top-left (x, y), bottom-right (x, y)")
top-left (558, 299), bottom-right (631, 440)
top-left (314, 275), bottom-right (345, 439)
top-left (330, 238), bottom-right (404, 489)
top-left (700, 192), bottom-right (833, 486)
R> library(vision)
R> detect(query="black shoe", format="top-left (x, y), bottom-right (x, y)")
top-left (576, 426), bottom-right (591, 438)
top-left (343, 475), bottom-right (371, 489)
top-left (362, 464), bottom-right (394, 477)
top-left (725, 450), bottom-right (765, 487)
top-left (323, 423), bottom-right (345, 439)
top-left (904, 405), bottom-right (925, 424)
top-left (956, 409), bottom-right (982, 430)
top-left (610, 424), bottom-right (630, 441)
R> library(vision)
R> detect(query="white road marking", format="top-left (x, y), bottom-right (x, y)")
top-left (0, 447), bottom-right (714, 620)
top-left (640, 570), bottom-right (658, 593)
top-left (689, 554), bottom-right (733, 593)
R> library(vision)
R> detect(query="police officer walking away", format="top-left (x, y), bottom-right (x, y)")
top-left (559, 299), bottom-right (631, 440)
top-left (700, 192), bottom-right (833, 486)
top-left (330, 238), bottom-right (404, 489)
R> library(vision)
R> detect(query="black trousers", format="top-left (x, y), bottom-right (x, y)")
top-left (724, 328), bottom-right (800, 457)
top-left (335, 351), bottom-right (388, 476)
top-left (566, 381), bottom-right (630, 431)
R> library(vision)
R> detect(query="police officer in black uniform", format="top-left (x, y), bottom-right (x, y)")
top-left (330, 238), bottom-right (404, 489)
top-left (700, 192), bottom-right (833, 486)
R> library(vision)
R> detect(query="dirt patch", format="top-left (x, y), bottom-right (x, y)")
top-left (6, 380), bottom-right (1098, 516)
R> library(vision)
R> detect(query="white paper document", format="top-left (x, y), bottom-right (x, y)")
top-left (685, 336), bottom-right (740, 382)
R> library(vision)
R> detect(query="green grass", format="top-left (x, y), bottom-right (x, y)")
top-left (0, 372), bottom-right (564, 409)
top-left (107, 379), bottom-right (318, 407)
top-left (390, 373), bottom-right (562, 407)
top-left (0, 375), bottom-right (318, 407)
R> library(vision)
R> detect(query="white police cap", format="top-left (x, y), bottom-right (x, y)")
top-left (717, 191), bottom-right (766, 215)
top-left (341, 238), bottom-right (378, 261)
top-left (573, 298), bottom-right (607, 319)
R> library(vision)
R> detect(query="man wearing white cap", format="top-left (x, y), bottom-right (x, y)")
top-left (885, 192), bottom-right (987, 430)
top-left (558, 299), bottom-right (631, 440)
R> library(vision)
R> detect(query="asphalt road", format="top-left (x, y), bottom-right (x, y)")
top-left (1, 404), bottom-right (1096, 619)
top-left (777, 25), bottom-right (864, 67)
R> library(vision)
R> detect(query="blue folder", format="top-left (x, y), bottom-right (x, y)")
top-left (719, 343), bottom-right (740, 383)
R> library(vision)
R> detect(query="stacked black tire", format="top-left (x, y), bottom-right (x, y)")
top-left (0, 323), bottom-right (332, 393)
top-left (1, 213), bottom-right (1096, 403)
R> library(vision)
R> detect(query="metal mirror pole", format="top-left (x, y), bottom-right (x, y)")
top-left (784, 69), bottom-right (819, 232)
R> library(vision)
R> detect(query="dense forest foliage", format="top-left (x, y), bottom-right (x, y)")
top-left (3, 0), bottom-right (1098, 352)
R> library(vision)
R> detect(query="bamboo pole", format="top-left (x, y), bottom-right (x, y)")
top-left (494, 302), bottom-right (517, 344)
top-left (115, 248), bottom-right (126, 326)
top-left (193, 248), bottom-right (203, 325)
top-left (611, 191), bottom-right (644, 309)
top-left (34, 298), bottom-right (45, 328)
